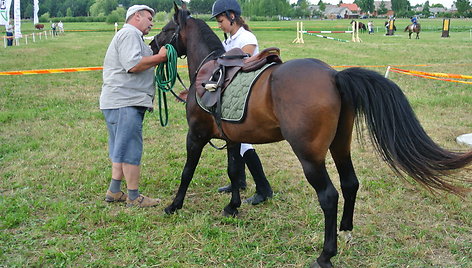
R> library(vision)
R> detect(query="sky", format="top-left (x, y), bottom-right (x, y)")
top-left (289, 0), bottom-right (456, 8)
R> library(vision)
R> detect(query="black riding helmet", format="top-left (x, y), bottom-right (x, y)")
top-left (211, 0), bottom-right (241, 19)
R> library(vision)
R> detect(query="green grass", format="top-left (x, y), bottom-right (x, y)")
top-left (1, 20), bottom-right (471, 267)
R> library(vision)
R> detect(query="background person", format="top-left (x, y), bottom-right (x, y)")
top-left (100, 5), bottom-right (168, 208)
top-left (411, 16), bottom-right (418, 28)
top-left (58, 21), bottom-right (64, 34)
top-left (5, 23), bottom-right (13, 46)
top-left (368, 21), bottom-right (374, 34)
top-left (212, 0), bottom-right (273, 205)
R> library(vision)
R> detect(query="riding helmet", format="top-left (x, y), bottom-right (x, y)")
top-left (211, 0), bottom-right (241, 18)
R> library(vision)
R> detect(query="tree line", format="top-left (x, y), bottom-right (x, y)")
top-left (15, 0), bottom-right (472, 21)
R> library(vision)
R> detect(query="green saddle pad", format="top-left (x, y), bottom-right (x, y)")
top-left (197, 63), bottom-right (275, 122)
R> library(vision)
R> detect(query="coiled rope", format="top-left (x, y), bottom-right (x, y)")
top-left (155, 44), bottom-right (178, 126)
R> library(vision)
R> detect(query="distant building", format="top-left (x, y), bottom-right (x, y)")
top-left (374, 1), bottom-right (392, 11)
top-left (373, 1), bottom-right (393, 17)
top-left (323, 5), bottom-right (355, 19)
top-left (339, 3), bottom-right (361, 13)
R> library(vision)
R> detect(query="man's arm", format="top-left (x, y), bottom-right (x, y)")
top-left (128, 46), bottom-right (167, 73)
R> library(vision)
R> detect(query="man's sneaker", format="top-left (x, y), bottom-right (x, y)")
top-left (126, 195), bottom-right (161, 208)
top-left (105, 190), bottom-right (128, 202)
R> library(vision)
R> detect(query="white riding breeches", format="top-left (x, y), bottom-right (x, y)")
top-left (240, 143), bottom-right (254, 156)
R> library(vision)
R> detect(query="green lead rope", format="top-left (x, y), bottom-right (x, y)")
top-left (155, 44), bottom-right (178, 126)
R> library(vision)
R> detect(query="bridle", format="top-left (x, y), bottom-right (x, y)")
top-left (154, 16), bottom-right (228, 150)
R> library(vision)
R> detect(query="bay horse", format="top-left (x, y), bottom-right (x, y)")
top-left (405, 23), bottom-right (421, 39)
top-left (152, 5), bottom-right (472, 268)
top-left (34, 24), bottom-right (44, 30)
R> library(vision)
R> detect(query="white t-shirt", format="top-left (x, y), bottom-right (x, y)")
top-left (222, 26), bottom-right (259, 55)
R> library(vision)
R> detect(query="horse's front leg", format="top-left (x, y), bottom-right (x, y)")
top-left (222, 143), bottom-right (244, 216)
top-left (164, 132), bottom-right (207, 214)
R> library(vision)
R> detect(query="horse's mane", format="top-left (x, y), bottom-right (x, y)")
top-left (190, 18), bottom-right (226, 56)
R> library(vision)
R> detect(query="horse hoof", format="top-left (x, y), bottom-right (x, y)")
top-left (164, 205), bottom-right (176, 215)
top-left (338, 230), bottom-right (353, 244)
top-left (311, 259), bottom-right (333, 268)
top-left (222, 208), bottom-right (238, 217)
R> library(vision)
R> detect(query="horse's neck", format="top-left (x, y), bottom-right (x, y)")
top-left (186, 24), bottom-right (224, 83)
top-left (186, 45), bottom-right (215, 83)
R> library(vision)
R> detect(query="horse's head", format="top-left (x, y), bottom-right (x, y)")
top-left (150, 3), bottom-right (190, 56)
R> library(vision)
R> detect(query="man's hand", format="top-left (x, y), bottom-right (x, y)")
top-left (128, 46), bottom-right (168, 73)
top-left (158, 46), bottom-right (167, 61)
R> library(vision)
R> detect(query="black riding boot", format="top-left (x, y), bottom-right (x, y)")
top-left (217, 154), bottom-right (247, 193)
top-left (243, 149), bottom-right (273, 205)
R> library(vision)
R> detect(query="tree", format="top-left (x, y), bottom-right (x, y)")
top-left (378, 0), bottom-right (388, 14)
top-left (89, 0), bottom-right (119, 16)
top-left (24, 3), bottom-right (33, 19)
top-left (455, 0), bottom-right (471, 16)
top-left (188, 0), bottom-right (213, 14)
top-left (354, 0), bottom-right (375, 12)
top-left (423, 1), bottom-right (431, 17)
top-left (130, 0), bottom-right (175, 13)
top-left (391, 0), bottom-right (410, 15)
top-left (318, 0), bottom-right (327, 12)
top-left (295, 0), bottom-right (311, 18)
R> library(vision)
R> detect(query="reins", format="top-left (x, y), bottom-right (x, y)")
top-left (155, 44), bottom-right (179, 126)
top-left (154, 39), bottom-right (227, 150)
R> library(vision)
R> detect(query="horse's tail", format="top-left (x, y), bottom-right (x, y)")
top-left (404, 25), bottom-right (409, 32)
top-left (335, 67), bottom-right (472, 196)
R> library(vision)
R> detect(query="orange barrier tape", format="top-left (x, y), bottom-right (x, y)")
top-left (0, 65), bottom-right (187, 75)
top-left (332, 64), bottom-right (430, 68)
top-left (390, 69), bottom-right (472, 85)
top-left (0, 66), bottom-right (103, 75)
top-left (391, 67), bottom-right (472, 80)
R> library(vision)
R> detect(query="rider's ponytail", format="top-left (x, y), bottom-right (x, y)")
top-left (235, 16), bottom-right (251, 32)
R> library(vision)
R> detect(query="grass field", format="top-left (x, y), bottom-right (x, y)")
top-left (1, 19), bottom-right (471, 267)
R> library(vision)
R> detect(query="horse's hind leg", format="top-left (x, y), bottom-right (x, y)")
top-left (329, 109), bottom-right (359, 234)
top-left (301, 157), bottom-right (338, 268)
top-left (288, 142), bottom-right (338, 268)
top-left (223, 143), bottom-right (244, 216)
top-left (164, 132), bottom-right (207, 214)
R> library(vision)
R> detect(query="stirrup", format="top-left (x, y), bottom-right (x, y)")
top-left (205, 83), bottom-right (218, 91)
top-left (203, 68), bottom-right (223, 92)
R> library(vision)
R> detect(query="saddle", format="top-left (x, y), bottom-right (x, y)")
top-left (196, 47), bottom-right (282, 107)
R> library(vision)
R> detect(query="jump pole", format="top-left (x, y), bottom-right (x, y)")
top-left (292, 22), bottom-right (304, 44)
top-left (304, 32), bottom-right (350, 42)
top-left (351, 21), bottom-right (361, 42)
top-left (305, 30), bottom-right (353, 33)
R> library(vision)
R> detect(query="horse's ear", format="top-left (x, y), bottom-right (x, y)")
top-left (174, 2), bottom-right (180, 14)
top-left (173, 2), bottom-right (180, 23)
